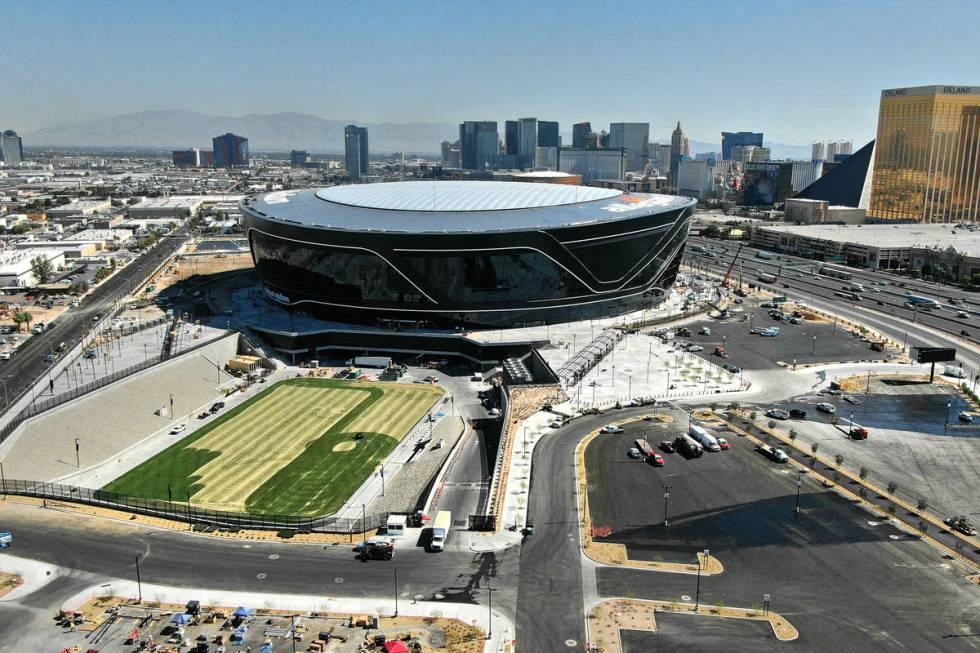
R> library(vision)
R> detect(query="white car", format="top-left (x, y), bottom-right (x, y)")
top-left (549, 420), bottom-right (564, 429)
top-left (816, 403), bottom-right (836, 414)
top-left (170, 424), bottom-right (187, 435)
top-left (601, 425), bottom-right (624, 434)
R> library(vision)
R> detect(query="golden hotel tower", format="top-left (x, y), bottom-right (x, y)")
top-left (869, 85), bottom-right (980, 223)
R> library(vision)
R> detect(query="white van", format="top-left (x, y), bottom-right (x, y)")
top-left (689, 425), bottom-right (721, 452)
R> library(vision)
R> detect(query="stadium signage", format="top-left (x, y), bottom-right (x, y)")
top-left (942, 86), bottom-right (972, 94)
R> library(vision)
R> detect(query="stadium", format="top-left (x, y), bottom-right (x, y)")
top-left (241, 180), bottom-right (696, 329)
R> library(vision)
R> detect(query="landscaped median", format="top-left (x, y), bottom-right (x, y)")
top-left (587, 598), bottom-right (798, 652)
top-left (717, 410), bottom-right (980, 574)
top-left (575, 416), bottom-right (723, 575)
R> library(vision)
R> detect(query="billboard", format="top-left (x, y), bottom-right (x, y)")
top-left (912, 346), bottom-right (956, 364)
top-left (742, 163), bottom-right (782, 205)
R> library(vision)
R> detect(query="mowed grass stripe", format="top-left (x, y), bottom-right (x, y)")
top-left (105, 378), bottom-right (443, 517)
top-left (192, 387), bottom-right (366, 510)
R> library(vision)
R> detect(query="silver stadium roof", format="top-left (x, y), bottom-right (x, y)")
top-left (242, 180), bottom-right (694, 234)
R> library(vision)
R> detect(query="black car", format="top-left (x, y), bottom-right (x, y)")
top-left (659, 440), bottom-right (676, 453)
top-left (789, 409), bottom-right (807, 419)
top-left (209, 401), bottom-right (225, 413)
top-left (723, 364), bottom-right (741, 374)
top-left (185, 600), bottom-right (200, 615)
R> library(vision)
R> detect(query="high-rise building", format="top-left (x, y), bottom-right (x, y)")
top-left (290, 150), bottom-right (310, 166)
top-left (518, 118), bottom-right (538, 167)
top-left (572, 122), bottom-right (592, 149)
top-left (669, 122), bottom-right (687, 181)
top-left (212, 132), bottom-right (249, 167)
top-left (344, 125), bottom-right (369, 180)
top-left (677, 160), bottom-right (713, 199)
top-left (505, 120), bottom-right (520, 156)
top-left (0, 130), bottom-right (24, 165)
top-left (172, 147), bottom-right (201, 167)
top-left (731, 145), bottom-right (771, 164)
top-left (459, 121), bottom-right (498, 170)
top-left (811, 142), bottom-right (826, 161)
top-left (558, 147), bottom-right (626, 183)
top-left (537, 121), bottom-right (560, 149)
top-left (609, 123), bottom-right (649, 172)
top-left (440, 140), bottom-right (461, 168)
top-left (869, 85), bottom-right (980, 223)
top-left (721, 132), bottom-right (763, 161)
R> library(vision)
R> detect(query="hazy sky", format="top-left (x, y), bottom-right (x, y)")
top-left (4, 0), bottom-right (979, 144)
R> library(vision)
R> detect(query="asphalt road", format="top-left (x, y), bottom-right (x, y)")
top-left (590, 420), bottom-right (980, 651)
top-left (0, 227), bottom-right (187, 414)
top-left (686, 236), bottom-right (979, 347)
top-left (0, 498), bottom-right (518, 615)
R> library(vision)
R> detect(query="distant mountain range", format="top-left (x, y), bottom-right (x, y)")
top-left (25, 110), bottom-right (816, 159)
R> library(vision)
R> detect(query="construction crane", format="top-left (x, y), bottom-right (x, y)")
top-left (721, 243), bottom-right (744, 289)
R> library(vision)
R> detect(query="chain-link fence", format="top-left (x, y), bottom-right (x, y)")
top-left (0, 478), bottom-right (388, 533)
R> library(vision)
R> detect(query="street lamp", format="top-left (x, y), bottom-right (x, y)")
top-left (663, 484), bottom-right (670, 526)
top-left (944, 401), bottom-right (952, 435)
top-left (811, 335), bottom-right (816, 355)
top-left (485, 580), bottom-right (496, 640)
top-left (695, 548), bottom-right (710, 610)
top-left (627, 374), bottom-right (632, 400)
top-left (794, 469), bottom-right (804, 514)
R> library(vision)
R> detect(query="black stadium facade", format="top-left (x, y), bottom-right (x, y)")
top-left (241, 181), bottom-right (695, 329)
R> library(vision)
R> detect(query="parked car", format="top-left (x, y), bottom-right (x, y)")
top-left (766, 408), bottom-right (790, 420)
top-left (843, 395), bottom-right (861, 405)
top-left (170, 424), bottom-right (187, 435)
top-left (816, 402), bottom-right (836, 414)
top-left (44, 352), bottom-right (56, 363)
top-left (660, 440), bottom-right (676, 453)
top-left (944, 515), bottom-right (977, 536)
top-left (716, 437), bottom-right (731, 450)
top-left (685, 344), bottom-right (704, 353)
top-left (601, 424), bottom-right (624, 434)
top-left (209, 401), bottom-right (225, 413)
top-left (959, 412), bottom-right (974, 424)
top-left (84, 349), bottom-right (97, 359)
top-left (789, 409), bottom-right (807, 419)
top-left (648, 452), bottom-right (665, 467)
top-left (722, 364), bottom-right (741, 374)
top-left (627, 447), bottom-right (642, 459)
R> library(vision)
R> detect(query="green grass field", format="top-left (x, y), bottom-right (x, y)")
top-left (103, 378), bottom-right (443, 516)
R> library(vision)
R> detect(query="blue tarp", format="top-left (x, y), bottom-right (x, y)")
top-left (233, 606), bottom-right (253, 617)
top-left (170, 613), bottom-right (191, 625)
top-left (260, 643), bottom-right (272, 653)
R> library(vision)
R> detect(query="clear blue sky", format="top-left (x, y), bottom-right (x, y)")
top-left (3, 0), bottom-right (979, 144)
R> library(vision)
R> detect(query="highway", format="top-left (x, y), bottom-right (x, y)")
top-left (0, 227), bottom-right (187, 415)
top-left (685, 236), bottom-right (979, 350)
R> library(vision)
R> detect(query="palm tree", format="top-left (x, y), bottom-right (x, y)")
top-left (809, 442), bottom-right (819, 467)
top-left (834, 453), bottom-right (844, 469)
top-left (916, 498), bottom-right (929, 513)
top-left (887, 481), bottom-right (898, 495)
top-left (859, 466), bottom-right (869, 482)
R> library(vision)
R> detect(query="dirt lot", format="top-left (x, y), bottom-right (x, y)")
top-left (144, 253), bottom-right (252, 296)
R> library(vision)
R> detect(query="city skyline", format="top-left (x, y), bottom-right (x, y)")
top-left (4, 0), bottom-right (979, 144)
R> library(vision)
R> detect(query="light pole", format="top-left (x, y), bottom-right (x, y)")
top-left (485, 580), bottom-right (496, 640)
top-left (523, 426), bottom-right (528, 453)
top-left (0, 460), bottom-right (5, 495)
top-left (811, 335), bottom-right (816, 355)
top-left (695, 548), bottom-right (709, 610)
top-left (944, 401), bottom-right (952, 435)
top-left (663, 484), bottom-right (670, 526)
top-left (74, 437), bottom-right (80, 468)
top-left (135, 554), bottom-right (143, 604)
top-left (393, 568), bottom-right (399, 617)
top-left (794, 469), bottom-right (803, 514)
top-left (628, 374), bottom-right (632, 400)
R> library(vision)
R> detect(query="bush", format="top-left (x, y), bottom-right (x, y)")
top-left (887, 481), bottom-right (898, 495)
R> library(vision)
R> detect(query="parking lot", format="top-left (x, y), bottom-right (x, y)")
top-left (674, 303), bottom-right (896, 372)
top-left (768, 378), bottom-right (980, 519)
top-left (586, 413), bottom-right (980, 651)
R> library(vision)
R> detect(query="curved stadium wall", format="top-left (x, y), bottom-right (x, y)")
top-left (241, 182), bottom-right (695, 329)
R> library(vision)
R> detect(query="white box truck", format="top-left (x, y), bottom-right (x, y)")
top-left (346, 356), bottom-right (393, 369)
top-left (689, 425), bottom-right (721, 452)
top-left (429, 511), bottom-right (451, 552)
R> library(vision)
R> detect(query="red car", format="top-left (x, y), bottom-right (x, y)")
top-left (649, 452), bottom-right (665, 467)
top-left (717, 437), bottom-right (731, 450)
